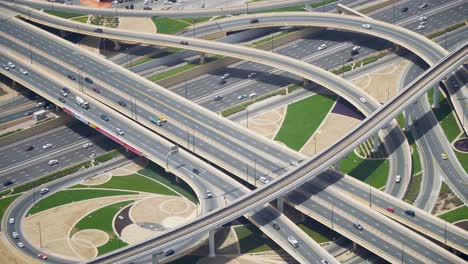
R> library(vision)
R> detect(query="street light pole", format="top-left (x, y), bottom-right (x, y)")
top-left (246, 108), bottom-right (249, 128)
top-left (369, 184), bottom-right (372, 207)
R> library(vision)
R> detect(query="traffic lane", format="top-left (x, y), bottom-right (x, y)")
top-left (294, 179), bottom-right (456, 264)
top-left (311, 173), bottom-right (468, 248)
top-left (0, 31), bottom-right (283, 179)
top-left (2, 54), bottom-right (324, 264)
top-left (0, 125), bottom-right (97, 169)
top-left (0, 105), bottom-right (36, 124)
top-left (286, 190), bottom-right (423, 264)
top-left (0, 94), bottom-right (34, 112)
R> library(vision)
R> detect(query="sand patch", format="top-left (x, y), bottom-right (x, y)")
top-left (130, 196), bottom-right (196, 229)
top-left (0, 81), bottom-right (20, 101)
top-left (82, 173), bottom-right (112, 186)
top-left (72, 229), bottom-right (109, 248)
top-left (300, 113), bottom-right (361, 157)
top-left (119, 17), bottom-right (156, 34)
top-left (111, 161), bottom-right (147, 176)
top-left (351, 59), bottom-right (410, 103)
top-left (0, 232), bottom-right (41, 264)
top-left (23, 194), bottom-right (147, 260)
top-left (120, 224), bottom-right (159, 245)
top-left (239, 107), bottom-right (286, 139)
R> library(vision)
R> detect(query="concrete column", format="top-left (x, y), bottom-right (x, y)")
top-left (432, 86), bottom-right (440, 108)
top-left (174, 175), bottom-right (180, 183)
top-left (334, 161), bottom-right (340, 171)
top-left (113, 40), bottom-right (121, 51)
top-left (152, 253), bottom-right (159, 264)
top-left (277, 196), bottom-right (284, 212)
top-left (299, 212), bottom-right (305, 222)
top-left (209, 229), bottom-right (216, 257)
top-left (302, 78), bottom-right (310, 87)
top-left (372, 133), bottom-right (379, 152)
top-left (199, 52), bottom-right (206, 64)
top-left (404, 110), bottom-right (410, 131)
top-left (352, 242), bottom-right (358, 251)
top-left (12, 80), bottom-right (16, 87)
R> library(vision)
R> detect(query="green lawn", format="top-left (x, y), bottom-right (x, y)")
top-left (74, 200), bottom-right (133, 234)
top-left (28, 189), bottom-right (137, 216)
top-left (129, 48), bottom-right (180, 68)
top-left (70, 16), bottom-right (88, 23)
top-left (256, 5), bottom-right (306, 13)
top-left (297, 218), bottom-right (339, 243)
top-left (45, 10), bottom-right (83, 19)
top-left (235, 225), bottom-right (280, 253)
top-left (438, 206), bottom-right (468, 223)
top-left (404, 172), bottom-right (422, 204)
top-left (339, 152), bottom-right (389, 188)
top-left (179, 17), bottom-right (211, 24)
top-left (405, 131), bottom-right (422, 174)
top-left (428, 89), bottom-right (460, 142)
top-left (138, 162), bottom-right (198, 204)
top-left (98, 236), bottom-right (128, 256)
top-left (0, 194), bottom-right (21, 231)
top-left (73, 174), bottom-right (177, 196)
top-left (455, 149), bottom-right (468, 173)
top-left (275, 94), bottom-right (336, 151)
top-left (152, 17), bottom-right (191, 34)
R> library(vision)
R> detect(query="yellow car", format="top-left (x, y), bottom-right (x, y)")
top-left (159, 116), bottom-right (167, 122)
top-left (441, 153), bottom-right (447, 160)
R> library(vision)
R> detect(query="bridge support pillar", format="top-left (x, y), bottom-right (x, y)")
top-left (209, 229), bottom-right (216, 257)
top-left (152, 253), bottom-right (159, 264)
top-left (174, 175), bottom-right (180, 183)
top-left (372, 133), bottom-right (379, 152)
top-left (334, 161), bottom-right (340, 171)
top-left (277, 196), bottom-right (284, 212)
top-left (12, 80), bottom-right (16, 87)
top-left (113, 40), bottom-right (121, 51)
top-left (302, 78), bottom-right (310, 87)
top-left (199, 52), bottom-right (206, 64)
top-left (299, 212), bottom-right (305, 222)
top-left (404, 109), bottom-right (410, 131)
top-left (352, 242), bottom-right (357, 251)
top-left (432, 86), bottom-right (440, 108)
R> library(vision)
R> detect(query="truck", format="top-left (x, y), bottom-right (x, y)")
top-left (149, 115), bottom-right (162, 126)
top-left (75, 96), bottom-right (89, 109)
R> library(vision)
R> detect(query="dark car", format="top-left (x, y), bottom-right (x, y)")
top-left (3, 180), bottom-right (13, 186)
top-left (351, 49), bottom-right (359, 55)
top-left (67, 74), bottom-right (76, 81)
top-left (192, 168), bottom-right (200, 174)
top-left (404, 210), bottom-right (416, 217)
top-left (164, 249), bottom-right (175, 256)
top-left (58, 97), bottom-right (66, 103)
top-left (118, 100), bottom-right (127, 107)
top-left (250, 18), bottom-right (259, 23)
top-left (144, 6), bottom-right (152, 10)
top-left (94, 28), bottom-right (103, 33)
top-left (62, 87), bottom-right (70, 93)
top-left (272, 223), bottom-right (280, 230)
top-left (101, 114), bottom-right (110, 121)
top-left (214, 95), bottom-right (223, 101)
top-left (179, 40), bottom-right (189, 45)
top-left (400, 6), bottom-right (408, 12)
top-left (92, 87), bottom-right (101, 93)
top-left (25, 145), bottom-right (34, 151)
top-left (218, 79), bottom-right (226, 85)
top-left (353, 223), bottom-right (363, 230)
top-left (24, 111), bottom-right (33, 116)
top-left (84, 77), bottom-right (93, 84)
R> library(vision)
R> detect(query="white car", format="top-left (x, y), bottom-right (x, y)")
top-left (362, 24), bottom-right (371, 29)
top-left (7, 61), bottom-right (15, 69)
top-left (291, 161), bottom-right (300, 166)
top-left (42, 143), bottom-right (53, 149)
top-left (352, 45), bottom-right (361, 51)
top-left (221, 73), bottom-right (230, 80)
top-left (17, 242), bottom-right (24, 248)
top-left (19, 68), bottom-right (28, 75)
top-left (82, 142), bottom-right (93, 149)
top-left (418, 16), bottom-right (427, 21)
top-left (9, 218), bottom-right (15, 224)
top-left (2, 64), bottom-right (10, 70)
top-left (395, 175), bottom-right (401, 183)
top-left (249, 93), bottom-right (257, 98)
top-left (417, 25), bottom-right (425, 30)
top-left (247, 72), bottom-right (256, 78)
top-left (12, 232), bottom-right (19, 239)
top-left (116, 128), bottom-right (124, 135)
top-left (287, 236), bottom-right (299, 248)
top-left (259, 176), bottom-right (270, 184)
top-left (318, 44), bottom-right (327, 50)
top-left (206, 190), bottom-right (212, 198)
top-left (359, 97), bottom-right (367, 103)
top-left (40, 188), bottom-right (49, 194)
top-left (48, 159), bottom-right (58, 166)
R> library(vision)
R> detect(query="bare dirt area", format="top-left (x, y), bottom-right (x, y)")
top-left (432, 191), bottom-right (463, 215)
top-left (350, 59), bottom-right (410, 103)
top-left (0, 81), bottom-right (20, 101)
top-left (111, 161), bottom-right (147, 176)
top-left (0, 233), bottom-right (41, 264)
top-left (197, 253), bottom-right (294, 264)
top-left (239, 107), bottom-right (286, 139)
top-left (119, 17), bottom-right (156, 33)
top-left (300, 113), bottom-right (361, 157)
top-left (81, 173), bottom-right (112, 186)
top-left (22, 194), bottom-right (147, 261)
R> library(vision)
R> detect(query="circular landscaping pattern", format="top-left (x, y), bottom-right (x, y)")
top-left (82, 173), bottom-right (112, 186)
top-left (72, 229), bottom-right (109, 248)
top-left (160, 198), bottom-right (191, 215)
top-left (454, 137), bottom-right (468, 152)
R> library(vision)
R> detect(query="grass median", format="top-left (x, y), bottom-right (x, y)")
top-left (0, 194), bottom-right (21, 231)
top-left (152, 17), bottom-right (191, 34)
top-left (235, 224), bottom-right (280, 253)
top-left (45, 10), bottom-right (83, 19)
top-left (275, 94), bottom-right (336, 151)
top-left (404, 172), bottom-right (422, 204)
top-left (298, 218), bottom-right (339, 243)
top-left (340, 152), bottom-right (389, 188)
top-left (438, 206), bottom-right (468, 223)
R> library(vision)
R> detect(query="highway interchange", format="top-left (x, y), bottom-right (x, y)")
top-left (2, 0), bottom-right (466, 261)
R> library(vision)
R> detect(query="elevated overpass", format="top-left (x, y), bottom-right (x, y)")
top-left (3, 8), bottom-right (468, 258)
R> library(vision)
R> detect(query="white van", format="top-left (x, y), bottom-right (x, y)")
top-left (287, 236), bottom-right (299, 248)
top-left (48, 159), bottom-right (58, 166)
